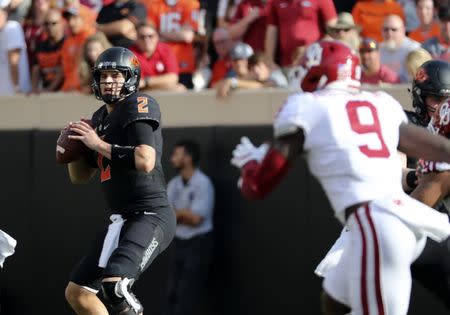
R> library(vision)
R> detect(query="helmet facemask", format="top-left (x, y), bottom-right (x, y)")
top-left (92, 47), bottom-right (141, 104)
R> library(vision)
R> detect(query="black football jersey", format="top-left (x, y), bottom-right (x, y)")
top-left (90, 92), bottom-right (169, 213)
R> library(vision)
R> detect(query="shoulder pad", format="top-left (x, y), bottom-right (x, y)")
top-left (274, 92), bottom-right (314, 138)
top-left (120, 93), bottom-right (161, 130)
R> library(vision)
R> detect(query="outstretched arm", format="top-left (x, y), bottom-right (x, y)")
top-left (398, 122), bottom-right (450, 164)
top-left (231, 130), bottom-right (304, 200)
top-left (410, 171), bottom-right (450, 208)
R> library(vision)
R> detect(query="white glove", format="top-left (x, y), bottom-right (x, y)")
top-left (231, 137), bottom-right (270, 169)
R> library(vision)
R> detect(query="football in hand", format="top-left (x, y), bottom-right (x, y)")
top-left (56, 119), bottom-right (92, 164)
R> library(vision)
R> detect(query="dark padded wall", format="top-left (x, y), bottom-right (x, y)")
top-left (0, 127), bottom-right (448, 315)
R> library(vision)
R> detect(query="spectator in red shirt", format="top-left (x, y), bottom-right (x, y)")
top-left (360, 37), bottom-right (401, 85)
top-left (265, 0), bottom-right (337, 71)
top-left (130, 21), bottom-right (184, 91)
top-left (228, 0), bottom-right (268, 53)
top-left (210, 27), bottom-right (235, 87)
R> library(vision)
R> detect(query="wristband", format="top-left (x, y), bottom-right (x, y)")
top-left (406, 170), bottom-right (418, 189)
top-left (111, 144), bottom-right (136, 169)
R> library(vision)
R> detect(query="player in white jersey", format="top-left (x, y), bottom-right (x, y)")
top-left (230, 40), bottom-right (450, 315)
top-left (316, 60), bottom-right (450, 313)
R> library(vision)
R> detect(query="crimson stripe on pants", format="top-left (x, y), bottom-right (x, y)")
top-left (364, 205), bottom-right (385, 315)
top-left (355, 211), bottom-right (369, 315)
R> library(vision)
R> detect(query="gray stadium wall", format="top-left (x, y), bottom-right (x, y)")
top-left (0, 88), bottom-right (447, 315)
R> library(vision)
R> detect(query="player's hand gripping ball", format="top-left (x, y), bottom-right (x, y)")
top-left (56, 119), bottom-right (92, 164)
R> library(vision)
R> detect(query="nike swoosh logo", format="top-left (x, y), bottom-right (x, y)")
top-left (118, 154), bottom-right (126, 158)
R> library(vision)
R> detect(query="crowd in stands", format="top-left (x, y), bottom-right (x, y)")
top-left (1, 0), bottom-right (450, 97)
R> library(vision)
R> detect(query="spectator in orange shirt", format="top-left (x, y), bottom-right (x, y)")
top-left (130, 21), bottom-right (185, 91)
top-left (352, 0), bottom-right (405, 42)
top-left (408, 0), bottom-right (440, 43)
top-left (60, 5), bottom-right (95, 91)
top-left (210, 27), bottom-right (235, 87)
top-left (79, 32), bottom-right (111, 93)
top-left (146, 0), bottom-right (200, 89)
top-left (63, 0), bottom-right (97, 25)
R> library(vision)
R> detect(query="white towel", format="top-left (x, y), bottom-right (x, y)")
top-left (0, 229), bottom-right (17, 268)
top-left (98, 215), bottom-right (125, 268)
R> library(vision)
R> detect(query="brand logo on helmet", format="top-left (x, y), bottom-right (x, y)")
top-left (98, 61), bottom-right (117, 69)
top-left (415, 67), bottom-right (428, 83)
top-left (130, 57), bottom-right (140, 67)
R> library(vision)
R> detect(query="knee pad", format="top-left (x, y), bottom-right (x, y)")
top-left (101, 278), bottom-right (144, 315)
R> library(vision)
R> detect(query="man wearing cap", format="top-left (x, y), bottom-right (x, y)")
top-left (0, 0), bottom-right (31, 95)
top-left (360, 37), bottom-right (401, 85)
top-left (60, 5), bottom-right (95, 91)
top-left (215, 42), bottom-right (260, 97)
top-left (422, 5), bottom-right (450, 61)
top-left (326, 12), bottom-right (360, 51)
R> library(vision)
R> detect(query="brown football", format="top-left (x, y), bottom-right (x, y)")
top-left (56, 119), bottom-right (92, 164)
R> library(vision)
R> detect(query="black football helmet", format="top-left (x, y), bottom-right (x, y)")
top-left (92, 47), bottom-right (141, 104)
top-left (411, 60), bottom-right (450, 125)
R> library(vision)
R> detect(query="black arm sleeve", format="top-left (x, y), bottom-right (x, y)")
top-left (125, 120), bottom-right (155, 147)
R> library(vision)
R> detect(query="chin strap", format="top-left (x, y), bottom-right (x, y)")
top-left (240, 147), bottom-right (291, 200)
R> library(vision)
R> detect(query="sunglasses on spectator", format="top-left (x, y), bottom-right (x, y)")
top-left (44, 21), bottom-right (59, 26)
top-left (138, 33), bottom-right (156, 39)
top-left (331, 28), bottom-right (352, 33)
top-left (383, 27), bottom-right (398, 32)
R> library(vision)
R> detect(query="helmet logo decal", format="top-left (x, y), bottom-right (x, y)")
top-left (415, 67), bottom-right (428, 83)
top-left (130, 56), bottom-right (140, 67)
top-left (304, 43), bottom-right (323, 69)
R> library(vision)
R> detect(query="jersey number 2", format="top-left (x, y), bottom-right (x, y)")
top-left (346, 101), bottom-right (390, 158)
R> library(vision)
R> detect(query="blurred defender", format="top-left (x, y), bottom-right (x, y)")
top-left (63, 47), bottom-right (176, 315)
top-left (316, 60), bottom-right (450, 313)
top-left (231, 40), bottom-right (450, 314)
